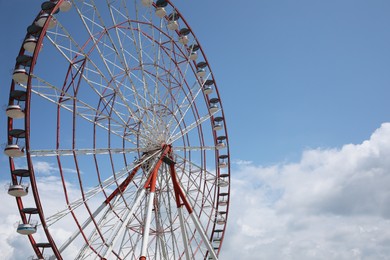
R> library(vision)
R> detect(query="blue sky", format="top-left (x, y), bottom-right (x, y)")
top-left (174, 0), bottom-right (390, 164)
top-left (1, 1), bottom-right (390, 164)
top-left (1, 0), bottom-right (390, 259)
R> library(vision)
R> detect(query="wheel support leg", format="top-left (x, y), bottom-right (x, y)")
top-left (139, 146), bottom-right (171, 260)
top-left (168, 160), bottom-right (218, 260)
top-left (178, 206), bottom-right (191, 260)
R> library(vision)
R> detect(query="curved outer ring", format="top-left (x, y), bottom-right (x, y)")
top-left (6, 0), bottom-right (231, 259)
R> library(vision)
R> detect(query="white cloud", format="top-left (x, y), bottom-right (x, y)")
top-left (220, 123), bottom-right (390, 260)
top-left (2, 124), bottom-right (390, 259)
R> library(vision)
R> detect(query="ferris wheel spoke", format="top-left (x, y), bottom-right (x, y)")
top-left (73, 0), bottom-right (126, 75)
top-left (59, 164), bottom-right (147, 257)
top-left (168, 112), bottom-right (216, 143)
top-left (29, 76), bottom-right (144, 145)
top-left (103, 1), bottom-right (164, 115)
top-left (100, 188), bottom-right (147, 259)
top-left (153, 171), bottom-right (178, 257)
top-left (165, 81), bottom-right (202, 134)
top-left (167, 160), bottom-right (218, 259)
top-left (46, 25), bottom-right (149, 128)
top-left (92, 147), bottom-right (168, 258)
top-left (29, 147), bottom-right (144, 157)
top-left (173, 146), bottom-right (218, 152)
top-left (67, 1), bottom-right (159, 129)
top-left (173, 153), bottom-right (217, 211)
top-left (44, 152), bottom-right (159, 227)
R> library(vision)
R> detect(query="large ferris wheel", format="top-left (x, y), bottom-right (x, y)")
top-left (5, 0), bottom-right (230, 259)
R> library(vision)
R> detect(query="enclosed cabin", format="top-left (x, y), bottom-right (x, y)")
top-left (188, 44), bottom-right (200, 61)
top-left (178, 28), bottom-right (190, 45)
top-left (22, 23), bottom-right (45, 55)
top-left (155, 0), bottom-right (168, 18)
top-left (4, 129), bottom-right (26, 158)
top-left (218, 173), bottom-right (229, 188)
top-left (218, 192), bottom-right (229, 207)
top-left (203, 79), bottom-right (214, 95)
top-left (8, 169), bottom-right (30, 197)
top-left (12, 67), bottom-right (29, 85)
top-left (218, 155), bottom-right (229, 169)
top-left (23, 35), bottom-right (38, 53)
top-left (12, 42), bottom-right (34, 85)
top-left (31, 243), bottom-right (52, 260)
top-left (17, 208), bottom-right (39, 235)
top-left (216, 211), bottom-right (227, 225)
top-left (213, 117), bottom-right (224, 131)
top-left (167, 12), bottom-right (179, 30)
top-left (209, 98), bottom-right (220, 114)
top-left (35, 1), bottom-right (61, 29)
top-left (213, 229), bottom-right (224, 244)
top-left (196, 61), bottom-right (207, 78)
top-left (6, 90), bottom-right (27, 119)
top-left (4, 144), bottom-right (24, 158)
top-left (216, 136), bottom-right (226, 150)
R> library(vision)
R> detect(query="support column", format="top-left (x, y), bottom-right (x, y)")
top-left (139, 145), bottom-right (171, 260)
top-left (168, 156), bottom-right (218, 260)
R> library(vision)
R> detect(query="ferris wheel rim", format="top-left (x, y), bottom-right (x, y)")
top-left (6, 0), bottom-right (231, 259)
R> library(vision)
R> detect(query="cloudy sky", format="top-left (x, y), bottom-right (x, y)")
top-left (1, 0), bottom-right (390, 259)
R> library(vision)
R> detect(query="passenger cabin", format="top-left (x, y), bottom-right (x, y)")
top-left (6, 105), bottom-right (24, 119)
top-left (23, 36), bottom-right (38, 53)
top-left (209, 98), bottom-right (220, 113)
top-left (35, 13), bottom-right (56, 29)
top-left (17, 208), bottom-right (39, 235)
top-left (155, 0), bottom-right (168, 17)
top-left (12, 68), bottom-right (28, 84)
top-left (4, 144), bottom-right (24, 157)
top-left (216, 136), bottom-right (226, 149)
top-left (213, 117), bottom-right (224, 131)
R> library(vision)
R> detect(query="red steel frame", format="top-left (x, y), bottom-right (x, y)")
top-left (6, 0), bottom-right (231, 259)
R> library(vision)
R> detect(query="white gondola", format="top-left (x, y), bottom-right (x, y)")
top-left (218, 161), bottom-right (228, 168)
top-left (167, 20), bottom-right (178, 30)
top-left (213, 122), bottom-right (222, 131)
top-left (209, 103), bottom-right (218, 114)
top-left (213, 237), bottom-right (222, 242)
top-left (196, 68), bottom-right (206, 77)
top-left (141, 0), bottom-right (153, 7)
top-left (23, 36), bottom-right (38, 53)
top-left (155, 7), bottom-right (167, 18)
top-left (216, 141), bottom-right (226, 150)
top-left (189, 51), bottom-right (198, 60)
top-left (4, 144), bottom-right (24, 157)
top-left (12, 68), bottom-right (28, 84)
top-left (213, 117), bottom-right (224, 131)
top-left (216, 136), bottom-right (226, 150)
top-left (8, 184), bottom-right (28, 197)
top-left (204, 85), bottom-right (213, 95)
top-left (178, 35), bottom-right (189, 45)
top-left (59, 0), bottom-right (72, 12)
top-left (6, 105), bottom-right (25, 119)
top-left (218, 199), bottom-right (228, 207)
top-left (218, 178), bottom-right (229, 187)
top-left (216, 214), bottom-right (226, 225)
top-left (35, 13), bottom-right (56, 29)
top-left (17, 223), bottom-right (37, 235)
top-left (218, 193), bottom-right (229, 206)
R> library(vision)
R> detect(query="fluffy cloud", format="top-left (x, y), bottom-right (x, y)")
top-left (0, 176), bottom-right (81, 259)
top-left (2, 124), bottom-right (390, 259)
top-left (220, 123), bottom-right (390, 259)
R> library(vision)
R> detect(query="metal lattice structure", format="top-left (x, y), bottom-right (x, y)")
top-left (5, 0), bottom-right (230, 259)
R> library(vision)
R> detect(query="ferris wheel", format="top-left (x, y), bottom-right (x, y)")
top-left (5, 0), bottom-right (230, 259)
